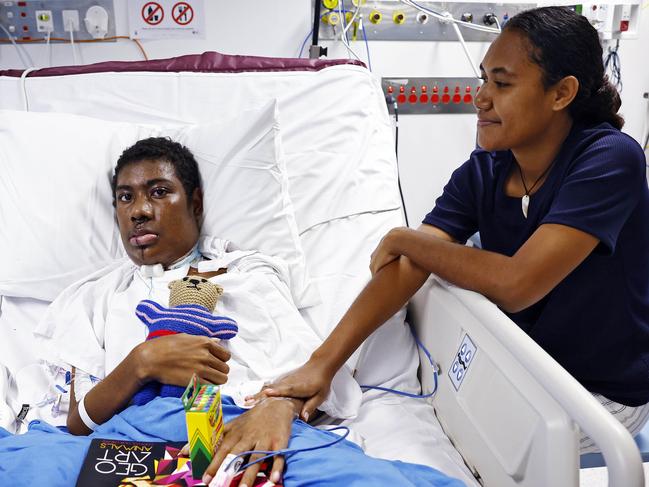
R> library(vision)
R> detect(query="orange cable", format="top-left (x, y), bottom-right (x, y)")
top-left (0, 35), bottom-right (149, 60)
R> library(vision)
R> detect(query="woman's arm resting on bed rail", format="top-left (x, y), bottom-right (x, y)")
top-left (248, 224), bottom-right (451, 419)
top-left (253, 223), bottom-right (597, 419)
top-left (67, 334), bottom-right (231, 435)
top-left (371, 223), bottom-right (598, 313)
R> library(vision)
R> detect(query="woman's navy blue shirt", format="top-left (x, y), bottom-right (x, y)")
top-left (423, 123), bottom-right (649, 406)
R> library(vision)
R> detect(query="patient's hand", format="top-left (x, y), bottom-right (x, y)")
top-left (245, 358), bottom-right (334, 422)
top-left (133, 334), bottom-right (230, 387)
top-left (202, 397), bottom-right (298, 486)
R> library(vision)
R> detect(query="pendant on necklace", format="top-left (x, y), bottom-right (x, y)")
top-left (521, 194), bottom-right (530, 218)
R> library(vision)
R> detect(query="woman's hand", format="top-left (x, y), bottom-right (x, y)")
top-left (370, 227), bottom-right (408, 276)
top-left (245, 359), bottom-right (335, 422)
top-left (202, 397), bottom-right (298, 486)
top-left (132, 334), bottom-right (231, 387)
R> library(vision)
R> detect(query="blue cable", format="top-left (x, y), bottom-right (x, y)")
top-left (360, 328), bottom-right (439, 399)
top-left (220, 335), bottom-right (437, 475)
top-left (298, 29), bottom-right (312, 58)
top-left (225, 425), bottom-right (351, 472)
top-left (297, 9), bottom-right (360, 59)
top-left (361, 19), bottom-right (372, 72)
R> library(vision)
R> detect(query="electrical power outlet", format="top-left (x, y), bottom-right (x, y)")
top-left (35, 10), bottom-right (54, 33)
top-left (62, 9), bottom-right (80, 32)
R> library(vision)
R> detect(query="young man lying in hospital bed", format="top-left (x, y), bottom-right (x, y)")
top-left (23, 137), bottom-right (467, 487)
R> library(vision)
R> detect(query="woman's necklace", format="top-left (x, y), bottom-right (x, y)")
top-left (516, 161), bottom-right (554, 218)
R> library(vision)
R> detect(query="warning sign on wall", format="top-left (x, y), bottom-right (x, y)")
top-left (128, 0), bottom-right (205, 39)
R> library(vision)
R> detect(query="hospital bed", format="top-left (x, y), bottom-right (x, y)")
top-left (0, 52), bottom-right (644, 487)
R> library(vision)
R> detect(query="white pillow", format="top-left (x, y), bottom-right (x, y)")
top-left (176, 101), bottom-right (317, 308)
top-left (0, 103), bottom-right (317, 308)
top-left (0, 111), bottom-right (137, 300)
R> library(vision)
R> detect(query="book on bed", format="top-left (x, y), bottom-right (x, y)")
top-left (76, 438), bottom-right (280, 486)
top-left (76, 438), bottom-right (186, 486)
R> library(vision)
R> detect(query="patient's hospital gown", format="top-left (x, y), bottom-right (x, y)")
top-left (34, 237), bottom-right (360, 418)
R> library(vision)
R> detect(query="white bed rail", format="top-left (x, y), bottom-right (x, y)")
top-left (410, 276), bottom-right (644, 487)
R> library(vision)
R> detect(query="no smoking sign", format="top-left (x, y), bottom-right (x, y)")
top-left (129, 0), bottom-right (205, 39)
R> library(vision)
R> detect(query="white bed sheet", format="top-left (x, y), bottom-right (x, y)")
top-left (344, 396), bottom-right (481, 487)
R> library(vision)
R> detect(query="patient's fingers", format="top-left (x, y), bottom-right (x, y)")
top-left (203, 430), bottom-right (241, 484)
top-left (200, 369), bottom-right (228, 386)
top-left (208, 340), bottom-right (231, 362)
top-left (239, 451), bottom-right (264, 487)
top-left (270, 454), bottom-right (285, 484)
top-left (205, 354), bottom-right (230, 375)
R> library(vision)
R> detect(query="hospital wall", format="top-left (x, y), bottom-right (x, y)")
top-left (0, 0), bottom-right (647, 226)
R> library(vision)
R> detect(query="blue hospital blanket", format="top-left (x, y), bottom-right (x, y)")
top-left (0, 396), bottom-right (465, 486)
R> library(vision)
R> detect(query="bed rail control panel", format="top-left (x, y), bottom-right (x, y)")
top-left (449, 333), bottom-right (477, 391)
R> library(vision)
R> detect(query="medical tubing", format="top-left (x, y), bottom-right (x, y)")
top-left (46, 30), bottom-right (52, 67)
top-left (226, 425), bottom-right (351, 473)
top-left (68, 25), bottom-right (78, 65)
top-left (391, 101), bottom-right (410, 227)
top-left (402, 0), bottom-right (501, 35)
top-left (0, 23), bottom-right (29, 68)
top-left (298, 30), bottom-right (312, 58)
top-left (451, 20), bottom-right (482, 79)
top-left (337, 4), bottom-right (362, 61)
top-left (337, 2), bottom-right (351, 57)
top-left (341, 4), bottom-right (362, 41)
top-left (360, 327), bottom-right (438, 398)
top-left (360, 372), bottom-right (438, 398)
top-left (361, 18), bottom-right (372, 72)
top-left (299, 12), bottom-right (334, 58)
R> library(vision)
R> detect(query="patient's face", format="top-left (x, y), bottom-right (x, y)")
top-left (114, 159), bottom-right (202, 268)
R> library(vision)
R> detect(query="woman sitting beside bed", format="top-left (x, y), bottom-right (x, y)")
top-left (253, 6), bottom-right (649, 456)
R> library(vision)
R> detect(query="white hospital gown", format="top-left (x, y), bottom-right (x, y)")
top-left (35, 237), bottom-right (361, 418)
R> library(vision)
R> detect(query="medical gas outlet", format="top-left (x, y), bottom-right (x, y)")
top-left (317, 1), bottom-right (534, 42)
top-left (35, 10), bottom-right (53, 33)
top-left (382, 77), bottom-right (481, 115)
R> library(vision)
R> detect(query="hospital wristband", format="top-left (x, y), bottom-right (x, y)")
top-left (77, 395), bottom-right (100, 431)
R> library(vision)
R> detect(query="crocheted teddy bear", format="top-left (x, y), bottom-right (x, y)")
top-left (131, 276), bottom-right (238, 406)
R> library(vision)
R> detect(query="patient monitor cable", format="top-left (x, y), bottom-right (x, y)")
top-left (360, 328), bottom-right (439, 398)
top-left (214, 426), bottom-right (351, 485)
top-left (298, 8), bottom-right (372, 71)
top-left (386, 93), bottom-right (410, 227)
top-left (0, 23), bottom-right (34, 68)
top-left (66, 18), bottom-right (80, 66)
top-left (215, 331), bottom-right (438, 483)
